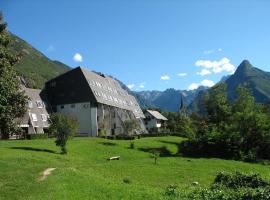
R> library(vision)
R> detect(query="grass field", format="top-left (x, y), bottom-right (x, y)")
top-left (0, 136), bottom-right (269, 200)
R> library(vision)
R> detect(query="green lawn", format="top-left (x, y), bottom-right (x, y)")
top-left (0, 136), bottom-right (269, 200)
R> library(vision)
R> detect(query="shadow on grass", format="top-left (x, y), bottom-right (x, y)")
top-left (158, 140), bottom-right (180, 146)
top-left (99, 142), bottom-right (117, 146)
top-left (9, 147), bottom-right (57, 154)
top-left (137, 146), bottom-right (177, 157)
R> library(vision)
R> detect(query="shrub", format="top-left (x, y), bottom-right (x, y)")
top-left (187, 172), bottom-right (270, 200)
top-left (49, 113), bottom-right (79, 154)
top-left (26, 133), bottom-right (48, 140)
top-left (129, 141), bottom-right (135, 149)
top-left (123, 177), bottom-right (131, 184)
top-left (213, 171), bottom-right (270, 189)
top-left (165, 184), bottom-right (178, 196)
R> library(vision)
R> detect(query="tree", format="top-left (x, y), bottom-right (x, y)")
top-left (49, 113), bottom-right (79, 154)
top-left (0, 13), bottom-right (28, 139)
top-left (205, 83), bottom-right (231, 126)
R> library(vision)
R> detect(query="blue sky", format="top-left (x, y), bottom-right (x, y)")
top-left (1, 0), bottom-right (270, 91)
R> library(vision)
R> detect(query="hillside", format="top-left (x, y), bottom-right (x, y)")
top-left (8, 33), bottom-right (70, 88)
top-left (1, 137), bottom-right (269, 200)
top-left (189, 60), bottom-right (270, 113)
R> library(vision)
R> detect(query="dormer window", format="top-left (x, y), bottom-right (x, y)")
top-left (41, 114), bottom-right (47, 121)
top-left (28, 101), bottom-right (33, 108)
top-left (36, 101), bottom-right (43, 108)
top-left (31, 113), bottom-right (38, 122)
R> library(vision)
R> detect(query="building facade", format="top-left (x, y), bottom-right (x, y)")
top-left (45, 67), bottom-right (146, 137)
top-left (144, 110), bottom-right (167, 131)
top-left (19, 87), bottom-right (50, 135)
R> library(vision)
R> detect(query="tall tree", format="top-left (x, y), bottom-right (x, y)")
top-left (205, 83), bottom-right (231, 125)
top-left (0, 13), bottom-right (28, 139)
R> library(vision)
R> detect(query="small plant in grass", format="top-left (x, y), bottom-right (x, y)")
top-left (49, 113), bottom-right (79, 154)
top-left (151, 151), bottom-right (160, 164)
top-left (129, 141), bottom-right (135, 149)
top-left (165, 184), bottom-right (178, 196)
top-left (123, 177), bottom-right (131, 184)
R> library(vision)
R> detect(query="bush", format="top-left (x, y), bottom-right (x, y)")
top-left (49, 113), bottom-right (79, 154)
top-left (187, 172), bottom-right (270, 200)
top-left (213, 171), bottom-right (270, 189)
top-left (26, 133), bottom-right (48, 140)
top-left (123, 177), bottom-right (131, 184)
top-left (165, 184), bottom-right (178, 196)
top-left (129, 141), bottom-right (135, 149)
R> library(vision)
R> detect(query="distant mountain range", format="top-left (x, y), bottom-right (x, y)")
top-left (8, 33), bottom-right (270, 113)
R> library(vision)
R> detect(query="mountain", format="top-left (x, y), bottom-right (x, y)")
top-left (189, 60), bottom-right (270, 113)
top-left (132, 87), bottom-right (207, 112)
top-left (8, 33), bottom-right (70, 88)
top-left (226, 60), bottom-right (270, 102)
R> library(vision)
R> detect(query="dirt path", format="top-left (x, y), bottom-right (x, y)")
top-left (38, 168), bottom-right (56, 181)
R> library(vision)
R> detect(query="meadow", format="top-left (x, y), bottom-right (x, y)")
top-left (0, 136), bottom-right (269, 200)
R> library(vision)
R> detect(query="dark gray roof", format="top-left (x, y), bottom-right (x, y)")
top-left (21, 87), bottom-right (50, 128)
top-left (81, 68), bottom-right (145, 118)
top-left (146, 110), bottom-right (168, 120)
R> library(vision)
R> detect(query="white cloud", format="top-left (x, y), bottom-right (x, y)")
top-left (201, 79), bottom-right (215, 87)
top-left (188, 83), bottom-right (199, 90)
top-left (197, 69), bottom-right (211, 76)
top-left (127, 84), bottom-right (135, 89)
top-left (139, 82), bottom-right (145, 88)
top-left (160, 75), bottom-right (170, 80)
top-left (218, 48), bottom-right (222, 52)
top-left (188, 79), bottom-right (215, 90)
top-left (47, 45), bottom-right (55, 52)
top-left (177, 73), bottom-right (187, 77)
top-left (195, 57), bottom-right (235, 74)
top-left (73, 53), bottom-right (83, 62)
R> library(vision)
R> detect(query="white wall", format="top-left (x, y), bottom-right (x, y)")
top-left (56, 102), bottom-right (97, 136)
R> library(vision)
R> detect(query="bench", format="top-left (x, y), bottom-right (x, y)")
top-left (107, 156), bottom-right (120, 161)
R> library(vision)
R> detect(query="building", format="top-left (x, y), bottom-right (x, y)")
top-left (45, 67), bottom-right (146, 137)
top-left (144, 110), bottom-right (168, 131)
top-left (18, 87), bottom-right (50, 135)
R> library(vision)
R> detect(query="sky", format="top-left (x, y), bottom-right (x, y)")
top-left (1, 0), bottom-right (270, 91)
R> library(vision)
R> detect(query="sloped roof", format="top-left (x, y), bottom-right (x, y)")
top-left (80, 68), bottom-right (145, 118)
top-left (146, 110), bottom-right (168, 120)
top-left (21, 87), bottom-right (50, 128)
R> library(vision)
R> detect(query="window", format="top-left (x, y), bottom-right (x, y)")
top-left (36, 101), bottom-right (43, 108)
top-left (60, 105), bottom-right (64, 109)
top-left (71, 104), bottom-right (75, 108)
top-left (41, 114), bottom-right (47, 121)
top-left (31, 113), bottom-right (38, 122)
top-left (28, 101), bottom-right (33, 108)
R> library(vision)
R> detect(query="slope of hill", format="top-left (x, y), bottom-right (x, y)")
top-left (8, 33), bottom-right (70, 88)
top-left (188, 60), bottom-right (270, 113)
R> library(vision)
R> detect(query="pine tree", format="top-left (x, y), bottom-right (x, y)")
top-left (0, 13), bottom-right (28, 139)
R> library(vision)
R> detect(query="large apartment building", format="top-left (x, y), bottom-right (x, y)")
top-left (45, 67), bottom-right (146, 137)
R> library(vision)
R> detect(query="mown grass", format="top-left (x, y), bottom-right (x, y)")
top-left (0, 136), bottom-right (269, 200)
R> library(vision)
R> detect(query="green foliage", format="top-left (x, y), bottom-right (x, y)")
top-left (188, 172), bottom-right (270, 200)
top-left (26, 133), bottom-right (48, 140)
top-left (0, 13), bottom-right (28, 139)
top-left (123, 177), bottom-right (132, 184)
top-left (49, 113), bottom-right (79, 154)
top-left (165, 184), bottom-right (178, 196)
top-left (182, 84), bottom-right (270, 162)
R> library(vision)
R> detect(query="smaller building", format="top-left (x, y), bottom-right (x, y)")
top-left (18, 87), bottom-right (50, 135)
top-left (144, 110), bottom-right (168, 132)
